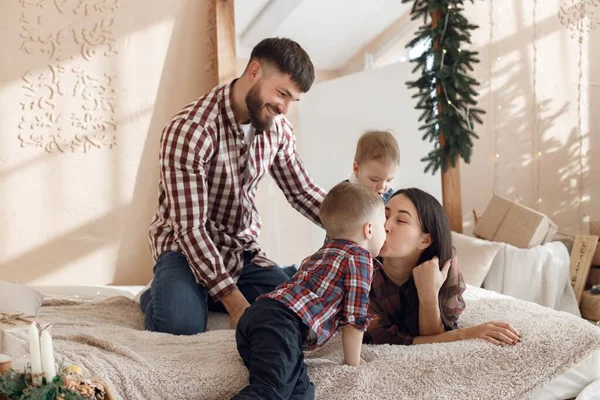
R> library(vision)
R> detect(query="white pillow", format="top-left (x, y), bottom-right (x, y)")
top-left (0, 281), bottom-right (44, 316)
top-left (451, 232), bottom-right (503, 287)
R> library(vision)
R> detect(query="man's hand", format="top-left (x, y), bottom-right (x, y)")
top-left (221, 289), bottom-right (250, 329)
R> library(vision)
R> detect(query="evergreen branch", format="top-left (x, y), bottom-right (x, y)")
top-left (402, 0), bottom-right (485, 174)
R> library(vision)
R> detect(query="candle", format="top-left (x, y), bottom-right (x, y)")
top-left (40, 330), bottom-right (56, 383)
top-left (28, 323), bottom-right (42, 379)
top-left (0, 353), bottom-right (12, 373)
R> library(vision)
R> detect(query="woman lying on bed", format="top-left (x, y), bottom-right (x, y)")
top-left (364, 188), bottom-right (521, 346)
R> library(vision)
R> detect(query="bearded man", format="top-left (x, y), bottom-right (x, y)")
top-left (141, 38), bottom-right (326, 334)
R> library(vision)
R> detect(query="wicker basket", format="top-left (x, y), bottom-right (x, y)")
top-left (581, 290), bottom-right (600, 321)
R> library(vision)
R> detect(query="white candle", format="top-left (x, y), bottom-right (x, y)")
top-left (40, 330), bottom-right (56, 383)
top-left (28, 323), bottom-right (42, 376)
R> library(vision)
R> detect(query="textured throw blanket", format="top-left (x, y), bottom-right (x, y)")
top-left (25, 286), bottom-right (600, 399)
top-left (483, 242), bottom-right (580, 316)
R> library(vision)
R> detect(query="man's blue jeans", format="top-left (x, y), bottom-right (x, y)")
top-left (140, 251), bottom-right (296, 334)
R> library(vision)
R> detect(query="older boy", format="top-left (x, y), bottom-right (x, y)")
top-left (233, 182), bottom-right (386, 399)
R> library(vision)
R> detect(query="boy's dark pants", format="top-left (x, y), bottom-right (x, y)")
top-left (233, 298), bottom-right (315, 400)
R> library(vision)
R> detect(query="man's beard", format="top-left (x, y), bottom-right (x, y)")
top-left (245, 82), bottom-right (277, 131)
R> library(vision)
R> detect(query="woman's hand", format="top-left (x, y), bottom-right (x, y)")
top-left (464, 321), bottom-right (521, 345)
top-left (412, 256), bottom-right (452, 299)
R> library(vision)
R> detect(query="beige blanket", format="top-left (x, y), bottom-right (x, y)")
top-left (30, 286), bottom-right (600, 400)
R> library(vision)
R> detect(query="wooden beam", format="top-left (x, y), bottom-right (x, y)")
top-left (432, 9), bottom-right (463, 233)
top-left (441, 158), bottom-right (463, 232)
top-left (214, 0), bottom-right (237, 84)
top-left (240, 0), bottom-right (303, 48)
top-left (337, 12), bottom-right (413, 77)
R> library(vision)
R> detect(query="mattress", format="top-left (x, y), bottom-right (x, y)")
top-left (29, 284), bottom-right (600, 399)
top-left (31, 284), bottom-right (145, 302)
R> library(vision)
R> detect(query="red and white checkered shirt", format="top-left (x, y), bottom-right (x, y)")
top-left (149, 81), bottom-right (326, 302)
top-left (262, 239), bottom-right (379, 350)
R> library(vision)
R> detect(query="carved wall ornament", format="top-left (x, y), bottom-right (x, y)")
top-left (18, 0), bottom-right (120, 152)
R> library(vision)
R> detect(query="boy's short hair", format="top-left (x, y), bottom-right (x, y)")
top-left (249, 37), bottom-right (315, 93)
top-left (320, 182), bottom-right (384, 239)
top-left (353, 130), bottom-right (400, 165)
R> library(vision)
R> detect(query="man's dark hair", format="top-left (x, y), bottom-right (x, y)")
top-left (250, 37), bottom-right (315, 93)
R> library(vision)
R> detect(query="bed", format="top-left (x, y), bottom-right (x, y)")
top-left (15, 284), bottom-right (600, 400)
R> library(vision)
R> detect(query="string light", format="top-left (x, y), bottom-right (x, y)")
top-left (570, 178), bottom-right (578, 188)
top-left (443, 49), bottom-right (447, 54)
top-left (490, 0), bottom-right (499, 196)
top-left (533, 0), bottom-right (541, 211)
top-left (575, 11), bottom-right (586, 231)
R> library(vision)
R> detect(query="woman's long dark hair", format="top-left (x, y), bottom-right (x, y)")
top-left (390, 188), bottom-right (452, 268)
top-left (385, 188), bottom-right (465, 331)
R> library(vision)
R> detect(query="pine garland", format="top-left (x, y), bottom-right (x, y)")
top-left (0, 368), bottom-right (27, 398)
top-left (401, 0), bottom-right (485, 174)
top-left (0, 365), bottom-right (107, 400)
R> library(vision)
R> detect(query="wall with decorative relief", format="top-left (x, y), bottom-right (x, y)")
top-left (460, 0), bottom-right (599, 236)
top-left (0, 0), bottom-right (217, 284)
